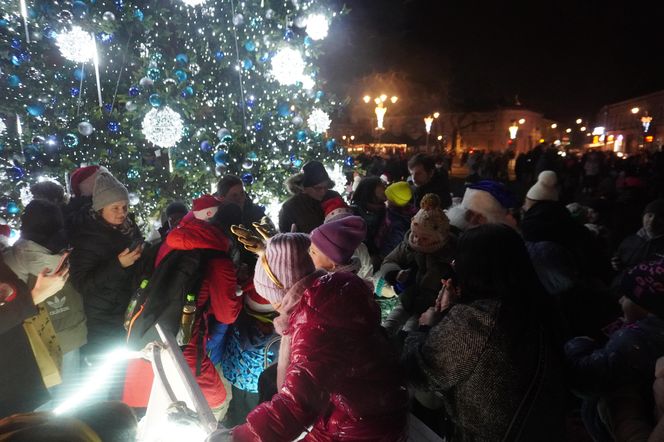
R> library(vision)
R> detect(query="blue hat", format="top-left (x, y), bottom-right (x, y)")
top-left (467, 180), bottom-right (516, 209)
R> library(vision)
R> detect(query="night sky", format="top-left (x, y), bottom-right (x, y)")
top-left (319, 0), bottom-right (663, 122)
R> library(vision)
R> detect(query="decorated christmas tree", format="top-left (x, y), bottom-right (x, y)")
top-left (0, 0), bottom-right (345, 229)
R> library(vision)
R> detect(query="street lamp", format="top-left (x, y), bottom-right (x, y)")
top-left (576, 118), bottom-right (583, 124)
top-left (641, 114), bottom-right (652, 132)
top-left (551, 123), bottom-right (558, 129)
top-left (509, 121), bottom-right (519, 140)
top-left (631, 107), bottom-right (640, 114)
top-left (363, 94), bottom-right (398, 132)
top-left (518, 118), bottom-right (526, 125)
top-left (424, 115), bottom-right (435, 151)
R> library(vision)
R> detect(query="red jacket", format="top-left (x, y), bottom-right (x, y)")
top-left (124, 218), bottom-right (241, 408)
top-left (233, 272), bottom-right (409, 441)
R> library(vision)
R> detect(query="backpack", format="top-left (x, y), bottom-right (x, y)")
top-left (125, 248), bottom-right (226, 350)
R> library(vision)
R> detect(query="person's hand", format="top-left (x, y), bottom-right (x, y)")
top-left (435, 278), bottom-right (459, 312)
top-left (118, 247), bottom-right (142, 268)
top-left (396, 269), bottom-right (411, 284)
top-left (419, 307), bottom-right (439, 327)
top-left (611, 256), bottom-right (622, 271)
top-left (31, 267), bottom-right (68, 304)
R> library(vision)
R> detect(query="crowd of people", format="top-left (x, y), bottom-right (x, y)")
top-left (1, 144), bottom-right (664, 441)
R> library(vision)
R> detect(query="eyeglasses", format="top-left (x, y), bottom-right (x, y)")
top-left (261, 253), bottom-right (284, 289)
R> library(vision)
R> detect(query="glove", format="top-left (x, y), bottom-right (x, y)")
top-left (231, 224), bottom-right (265, 254)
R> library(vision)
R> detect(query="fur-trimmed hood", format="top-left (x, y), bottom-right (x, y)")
top-left (285, 173), bottom-right (305, 195)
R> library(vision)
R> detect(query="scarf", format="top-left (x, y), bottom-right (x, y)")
top-left (91, 209), bottom-right (136, 237)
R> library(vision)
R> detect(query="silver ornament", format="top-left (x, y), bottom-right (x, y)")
top-left (125, 100), bottom-right (138, 112)
top-left (78, 121), bottom-right (94, 136)
top-left (292, 116), bottom-right (304, 126)
top-left (139, 76), bottom-right (154, 87)
top-left (217, 128), bottom-right (231, 140)
top-left (242, 160), bottom-right (253, 169)
top-left (294, 16), bottom-right (307, 28)
top-left (232, 13), bottom-right (244, 26)
top-left (163, 78), bottom-right (177, 87)
top-left (265, 9), bottom-right (275, 19)
top-left (128, 192), bottom-right (140, 206)
top-left (102, 11), bottom-right (116, 21)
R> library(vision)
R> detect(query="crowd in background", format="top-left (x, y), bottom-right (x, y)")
top-left (1, 143), bottom-right (664, 441)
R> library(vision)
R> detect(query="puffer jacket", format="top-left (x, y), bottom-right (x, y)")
top-left (379, 234), bottom-right (456, 314)
top-left (69, 213), bottom-right (142, 356)
top-left (403, 298), bottom-right (566, 441)
top-left (3, 239), bottom-right (87, 353)
top-left (233, 272), bottom-right (409, 441)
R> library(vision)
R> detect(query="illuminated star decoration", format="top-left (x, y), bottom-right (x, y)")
top-left (270, 47), bottom-right (306, 86)
top-left (305, 14), bottom-right (329, 40)
top-left (307, 108), bottom-right (331, 134)
top-left (56, 26), bottom-right (95, 63)
top-left (142, 106), bottom-right (184, 148)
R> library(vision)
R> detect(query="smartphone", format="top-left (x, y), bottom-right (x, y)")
top-left (128, 238), bottom-right (144, 253)
top-left (53, 250), bottom-right (71, 274)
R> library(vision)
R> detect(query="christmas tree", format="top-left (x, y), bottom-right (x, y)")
top-left (0, 0), bottom-right (345, 229)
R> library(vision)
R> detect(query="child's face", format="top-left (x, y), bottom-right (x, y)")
top-left (411, 230), bottom-right (437, 248)
top-left (643, 213), bottom-right (664, 237)
top-left (309, 243), bottom-right (336, 271)
top-left (619, 296), bottom-right (649, 323)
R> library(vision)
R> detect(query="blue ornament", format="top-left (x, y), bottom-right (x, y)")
top-left (277, 103), bottom-right (291, 117)
top-left (181, 86), bottom-right (194, 97)
top-left (345, 156), bottom-right (355, 167)
top-left (174, 69), bottom-right (187, 82)
top-left (215, 51), bottom-right (225, 60)
top-left (103, 103), bottom-right (114, 113)
top-left (304, 36), bottom-right (312, 46)
top-left (149, 93), bottom-right (162, 107)
top-left (315, 91), bottom-right (324, 100)
top-left (73, 68), bottom-right (86, 81)
top-left (63, 133), bottom-right (79, 148)
top-left (259, 53), bottom-right (270, 63)
top-left (134, 9), bottom-right (144, 21)
top-left (72, 1), bottom-right (89, 18)
top-left (9, 166), bottom-right (24, 180)
top-left (27, 103), bottom-right (45, 116)
top-left (114, 0), bottom-right (123, 11)
top-left (292, 158), bottom-right (303, 168)
top-left (43, 26), bottom-right (56, 39)
top-left (241, 173), bottom-right (254, 185)
top-left (213, 150), bottom-right (227, 165)
top-left (126, 168), bottom-right (139, 179)
top-left (246, 96), bottom-right (255, 106)
top-left (8, 75), bottom-right (21, 87)
top-left (11, 55), bottom-right (21, 66)
top-left (18, 51), bottom-right (30, 62)
top-left (0, 19), bottom-right (9, 28)
top-left (254, 122), bottom-right (263, 131)
top-left (70, 87), bottom-right (80, 97)
top-left (175, 53), bottom-right (189, 65)
top-left (244, 40), bottom-right (256, 52)
top-left (284, 29), bottom-right (295, 40)
top-left (7, 201), bottom-right (20, 214)
top-left (296, 130), bottom-right (307, 142)
top-left (175, 159), bottom-right (188, 169)
top-left (98, 32), bottom-right (113, 44)
top-left (200, 140), bottom-right (212, 152)
top-left (325, 139), bottom-right (336, 151)
top-left (128, 86), bottom-right (140, 97)
top-left (247, 151), bottom-right (258, 160)
top-left (242, 59), bottom-right (253, 69)
top-left (151, 52), bottom-right (163, 62)
top-left (11, 38), bottom-right (21, 50)
top-left (147, 67), bottom-right (161, 81)
top-left (107, 121), bottom-right (120, 133)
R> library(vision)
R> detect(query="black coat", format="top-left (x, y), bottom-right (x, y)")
top-left (0, 260), bottom-right (49, 417)
top-left (413, 169), bottom-right (452, 209)
top-left (69, 214), bottom-right (141, 356)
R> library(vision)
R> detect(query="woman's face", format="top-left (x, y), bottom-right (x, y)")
top-left (225, 184), bottom-right (246, 209)
top-left (374, 183), bottom-right (387, 204)
top-left (101, 201), bottom-right (128, 225)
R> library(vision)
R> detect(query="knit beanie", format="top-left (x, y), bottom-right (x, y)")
top-left (409, 194), bottom-right (449, 252)
top-left (644, 199), bottom-right (664, 217)
top-left (321, 195), bottom-right (353, 222)
top-left (253, 233), bottom-right (315, 305)
top-left (192, 195), bottom-right (221, 221)
top-left (70, 165), bottom-right (108, 197)
top-left (526, 171), bottom-right (559, 202)
top-left (301, 161), bottom-right (334, 188)
top-left (620, 258), bottom-right (664, 318)
top-left (165, 201), bottom-right (188, 217)
top-left (92, 171), bottom-right (129, 211)
top-left (20, 200), bottom-right (67, 252)
top-left (385, 181), bottom-right (412, 207)
top-left (310, 216), bottom-right (367, 265)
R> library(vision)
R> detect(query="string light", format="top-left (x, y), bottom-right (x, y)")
top-left (142, 107), bottom-right (184, 148)
top-left (56, 26), bottom-right (95, 63)
top-left (181, 0), bottom-right (206, 6)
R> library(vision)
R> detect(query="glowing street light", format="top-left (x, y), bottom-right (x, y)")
top-left (437, 135), bottom-right (443, 141)
top-left (363, 95), bottom-right (371, 104)
top-left (509, 121), bottom-right (519, 140)
top-left (424, 115), bottom-right (435, 150)
top-left (576, 118), bottom-right (583, 124)
top-left (565, 128), bottom-right (572, 133)
top-left (631, 107), bottom-right (640, 114)
top-left (518, 118), bottom-right (526, 124)
top-left (551, 123), bottom-right (558, 129)
top-left (379, 94), bottom-right (388, 102)
top-left (433, 111), bottom-right (440, 119)
top-left (390, 96), bottom-right (398, 104)
top-left (580, 126), bottom-right (586, 132)
top-left (363, 95), bottom-right (398, 131)
top-left (641, 114), bottom-right (653, 132)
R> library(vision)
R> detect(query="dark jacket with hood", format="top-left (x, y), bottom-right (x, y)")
top-left (278, 173), bottom-right (340, 234)
top-left (413, 169), bottom-right (452, 210)
top-left (69, 212), bottom-right (142, 356)
top-left (614, 229), bottom-right (664, 275)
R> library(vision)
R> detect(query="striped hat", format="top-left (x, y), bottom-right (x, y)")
top-left (253, 233), bottom-right (315, 304)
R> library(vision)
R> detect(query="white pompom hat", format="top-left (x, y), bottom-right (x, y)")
top-left (526, 171), bottom-right (559, 202)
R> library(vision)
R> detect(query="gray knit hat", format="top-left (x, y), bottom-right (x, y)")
top-left (92, 171), bottom-right (129, 211)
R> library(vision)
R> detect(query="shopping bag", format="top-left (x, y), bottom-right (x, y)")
top-left (23, 305), bottom-right (63, 388)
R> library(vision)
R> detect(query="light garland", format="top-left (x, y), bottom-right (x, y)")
top-left (141, 106), bottom-right (185, 148)
top-left (181, 0), bottom-right (206, 5)
top-left (307, 108), bottom-right (331, 134)
top-left (270, 47), bottom-right (306, 86)
top-left (305, 14), bottom-right (329, 40)
top-left (56, 26), bottom-right (95, 63)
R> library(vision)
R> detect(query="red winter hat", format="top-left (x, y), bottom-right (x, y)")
top-left (192, 194), bottom-right (221, 221)
top-left (321, 195), bottom-right (353, 222)
top-left (70, 165), bottom-right (107, 197)
top-left (244, 289), bottom-right (275, 314)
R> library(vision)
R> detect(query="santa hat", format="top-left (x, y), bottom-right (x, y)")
top-left (526, 171), bottom-right (559, 202)
top-left (321, 195), bottom-right (354, 223)
top-left (192, 195), bottom-right (221, 221)
top-left (70, 165), bottom-right (109, 197)
top-left (244, 290), bottom-right (275, 314)
top-left (459, 180), bottom-right (516, 225)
